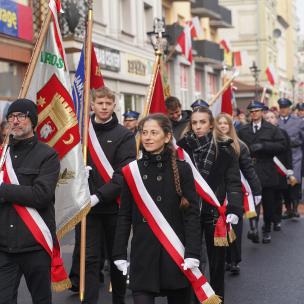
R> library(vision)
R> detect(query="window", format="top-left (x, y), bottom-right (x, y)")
top-left (94, 0), bottom-right (105, 25)
top-left (206, 73), bottom-right (217, 100)
top-left (123, 94), bottom-right (144, 114)
top-left (180, 64), bottom-right (189, 108)
top-left (194, 70), bottom-right (203, 99)
top-left (120, 0), bottom-right (134, 36)
top-left (144, 2), bottom-right (153, 36)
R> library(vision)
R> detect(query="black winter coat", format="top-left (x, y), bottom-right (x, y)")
top-left (171, 110), bottom-right (191, 141)
top-left (112, 149), bottom-right (201, 293)
top-left (88, 113), bottom-right (136, 214)
top-left (178, 136), bottom-right (243, 219)
top-left (0, 135), bottom-right (60, 253)
top-left (238, 120), bottom-right (286, 188)
top-left (239, 140), bottom-right (262, 195)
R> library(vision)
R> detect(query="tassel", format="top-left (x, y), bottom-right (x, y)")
top-left (214, 237), bottom-right (229, 247)
top-left (245, 210), bottom-right (257, 219)
top-left (52, 278), bottom-right (72, 292)
top-left (228, 228), bottom-right (236, 243)
top-left (202, 294), bottom-right (222, 304)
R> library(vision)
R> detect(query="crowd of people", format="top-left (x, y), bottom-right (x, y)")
top-left (0, 87), bottom-right (303, 304)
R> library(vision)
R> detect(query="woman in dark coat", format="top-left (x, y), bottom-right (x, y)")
top-left (177, 107), bottom-right (243, 302)
top-left (214, 113), bottom-right (262, 274)
top-left (112, 114), bottom-right (201, 304)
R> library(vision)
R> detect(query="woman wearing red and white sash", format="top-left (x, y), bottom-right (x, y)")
top-left (0, 99), bottom-right (66, 304)
top-left (113, 114), bottom-right (218, 304)
top-left (214, 113), bottom-right (262, 275)
top-left (177, 107), bottom-right (243, 302)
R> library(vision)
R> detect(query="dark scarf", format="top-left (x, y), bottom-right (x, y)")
top-left (184, 131), bottom-right (216, 179)
top-left (91, 112), bottom-right (119, 132)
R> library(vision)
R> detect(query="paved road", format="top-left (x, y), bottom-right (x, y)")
top-left (18, 217), bottom-right (304, 304)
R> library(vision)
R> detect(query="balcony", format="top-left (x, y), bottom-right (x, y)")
top-left (210, 5), bottom-right (232, 28)
top-left (193, 40), bottom-right (224, 65)
top-left (165, 23), bottom-right (184, 46)
top-left (191, 0), bottom-right (221, 20)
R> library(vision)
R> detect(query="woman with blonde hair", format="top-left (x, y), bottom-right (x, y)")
top-left (214, 113), bottom-right (262, 274)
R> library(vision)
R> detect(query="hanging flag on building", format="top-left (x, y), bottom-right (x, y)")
top-left (220, 39), bottom-right (233, 67)
top-left (266, 65), bottom-right (275, 86)
top-left (25, 0), bottom-right (91, 241)
top-left (175, 23), bottom-right (193, 63)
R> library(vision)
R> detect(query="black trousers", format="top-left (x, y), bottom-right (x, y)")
top-left (0, 250), bottom-right (51, 304)
top-left (226, 216), bottom-right (243, 264)
top-left (274, 188), bottom-right (289, 223)
top-left (133, 288), bottom-right (189, 304)
top-left (261, 187), bottom-right (276, 232)
top-left (81, 213), bottom-right (126, 304)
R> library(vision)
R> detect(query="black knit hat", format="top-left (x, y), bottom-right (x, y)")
top-left (6, 98), bottom-right (38, 127)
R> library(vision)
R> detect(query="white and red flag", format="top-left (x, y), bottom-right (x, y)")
top-left (210, 85), bottom-right (233, 116)
top-left (266, 64), bottom-right (275, 86)
top-left (25, 0), bottom-right (91, 241)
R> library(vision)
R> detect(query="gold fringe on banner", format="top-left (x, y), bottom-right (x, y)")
top-left (202, 294), bottom-right (222, 304)
top-left (228, 228), bottom-right (236, 244)
top-left (52, 278), bottom-right (72, 292)
top-left (245, 210), bottom-right (257, 219)
top-left (214, 237), bottom-right (229, 247)
top-left (56, 202), bottom-right (91, 240)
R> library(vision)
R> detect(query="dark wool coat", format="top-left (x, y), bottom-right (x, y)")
top-left (112, 149), bottom-right (201, 293)
top-left (239, 140), bottom-right (262, 195)
top-left (238, 120), bottom-right (286, 188)
top-left (88, 113), bottom-right (137, 214)
top-left (177, 137), bottom-right (243, 219)
top-left (0, 134), bottom-right (60, 253)
top-left (171, 110), bottom-right (191, 141)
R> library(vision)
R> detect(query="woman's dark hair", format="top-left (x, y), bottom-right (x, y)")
top-left (138, 113), bottom-right (190, 209)
top-left (191, 106), bottom-right (214, 127)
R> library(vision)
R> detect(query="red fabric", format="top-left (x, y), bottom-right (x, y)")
top-left (17, 4), bottom-right (33, 42)
top-left (266, 67), bottom-right (275, 86)
top-left (233, 51), bottom-right (242, 66)
top-left (221, 86), bottom-right (233, 115)
top-left (176, 25), bottom-right (192, 63)
top-left (91, 47), bottom-right (104, 89)
top-left (149, 69), bottom-right (167, 114)
top-left (122, 164), bottom-right (213, 302)
top-left (220, 39), bottom-right (230, 53)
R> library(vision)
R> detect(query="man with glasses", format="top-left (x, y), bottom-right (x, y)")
top-left (238, 101), bottom-right (286, 243)
top-left (0, 98), bottom-right (60, 304)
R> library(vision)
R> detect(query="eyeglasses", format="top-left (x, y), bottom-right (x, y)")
top-left (7, 113), bottom-right (28, 122)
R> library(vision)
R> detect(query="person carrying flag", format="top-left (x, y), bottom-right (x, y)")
top-left (0, 99), bottom-right (63, 304)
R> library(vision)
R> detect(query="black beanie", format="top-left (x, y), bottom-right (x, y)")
top-left (6, 99), bottom-right (38, 128)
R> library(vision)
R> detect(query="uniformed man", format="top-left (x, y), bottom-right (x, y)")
top-left (238, 101), bottom-right (286, 243)
top-left (277, 98), bottom-right (304, 218)
top-left (296, 103), bottom-right (304, 120)
top-left (165, 96), bottom-right (192, 141)
top-left (122, 110), bottom-right (140, 135)
top-left (190, 99), bottom-right (209, 110)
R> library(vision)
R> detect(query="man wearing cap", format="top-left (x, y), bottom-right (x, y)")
top-left (238, 101), bottom-right (286, 243)
top-left (0, 99), bottom-right (60, 303)
top-left (296, 103), bottom-right (304, 120)
top-left (123, 110), bottom-right (140, 135)
top-left (165, 96), bottom-right (192, 141)
top-left (190, 98), bottom-right (209, 111)
top-left (278, 98), bottom-right (304, 218)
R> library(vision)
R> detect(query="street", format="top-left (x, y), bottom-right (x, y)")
top-left (17, 216), bottom-right (304, 304)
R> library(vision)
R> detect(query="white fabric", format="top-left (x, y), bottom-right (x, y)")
top-left (114, 260), bottom-right (129, 276)
top-left (252, 121), bottom-right (261, 133)
top-left (90, 195), bottom-right (99, 207)
top-left (273, 156), bottom-right (288, 175)
top-left (240, 171), bottom-right (256, 213)
top-left (181, 258), bottom-right (200, 271)
top-left (254, 195), bottom-right (262, 205)
top-left (226, 214), bottom-right (239, 225)
top-left (85, 166), bottom-right (92, 179)
top-left (0, 171), bottom-right (3, 186)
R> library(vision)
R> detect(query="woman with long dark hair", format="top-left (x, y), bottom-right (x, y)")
top-left (214, 113), bottom-right (262, 274)
top-left (112, 113), bottom-right (202, 304)
top-left (178, 107), bottom-right (243, 302)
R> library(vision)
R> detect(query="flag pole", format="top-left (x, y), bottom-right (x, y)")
top-left (260, 87), bottom-right (267, 103)
top-left (80, 0), bottom-right (93, 301)
top-left (208, 71), bottom-right (239, 107)
top-left (19, 10), bottom-right (52, 98)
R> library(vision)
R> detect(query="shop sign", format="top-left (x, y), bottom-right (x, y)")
top-left (128, 59), bottom-right (146, 76)
top-left (94, 45), bottom-right (120, 72)
top-left (0, 0), bottom-right (33, 41)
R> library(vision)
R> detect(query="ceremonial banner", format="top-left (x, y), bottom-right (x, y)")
top-left (25, 0), bottom-right (91, 240)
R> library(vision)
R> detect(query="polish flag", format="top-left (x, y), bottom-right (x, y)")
top-left (266, 65), bottom-right (275, 86)
top-left (189, 17), bottom-right (203, 38)
top-left (211, 85), bottom-right (233, 116)
top-left (175, 23), bottom-right (193, 63)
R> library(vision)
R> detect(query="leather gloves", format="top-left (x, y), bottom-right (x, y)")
top-left (181, 258), bottom-right (200, 270)
top-left (226, 213), bottom-right (239, 225)
top-left (114, 260), bottom-right (129, 275)
top-left (250, 143), bottom-right (263, 153)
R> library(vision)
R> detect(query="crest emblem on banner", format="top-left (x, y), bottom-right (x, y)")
top-left (37, 74), bottom-right (80, 159)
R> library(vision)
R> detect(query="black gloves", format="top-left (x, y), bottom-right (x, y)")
top-left (250, 143), bottom-right (263, 153)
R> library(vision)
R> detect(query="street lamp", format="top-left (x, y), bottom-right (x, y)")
top-left (146, 18), bottom-right (168, 55)
top-left (249, 61), bottom-right (261, 99)
top-left (290, 76), bottom-right (297, 102)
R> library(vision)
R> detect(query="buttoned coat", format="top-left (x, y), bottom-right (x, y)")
top-left (112, 149), bottom-right (201, 293)
top-left (238, 120), bottom-right (286, 188)
top-left (278, 115), bottom-right (304, 181)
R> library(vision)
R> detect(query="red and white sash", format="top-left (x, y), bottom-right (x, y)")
top-left (240, 171), bottom-right (257, 219)
top-left (176, 146), bottom-right (232, 246)
top-left (273, 156), bottom-right (287, 177)
top-left (122, 161), bottom-right (221, 304)
top-left (3, 150), bottom-right (69, 291)
top-left (88, 118), bottom-right (120, 204)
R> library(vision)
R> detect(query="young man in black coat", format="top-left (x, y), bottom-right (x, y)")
top-left (71, 87), bottom-right (136, 304)
top-left (238, 101), bottom-right (286, 243)
top-left (0, 99), bottom-right (60, 304)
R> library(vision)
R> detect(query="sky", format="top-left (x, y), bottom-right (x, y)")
top-left (297, 0), bottom-right (304, 34)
